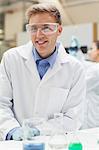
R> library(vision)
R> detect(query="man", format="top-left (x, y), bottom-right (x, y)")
top-left (0, 3), bottom-right (86, 140)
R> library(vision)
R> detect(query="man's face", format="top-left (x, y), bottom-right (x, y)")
top-left (28, 13), bottom-right (62, 58)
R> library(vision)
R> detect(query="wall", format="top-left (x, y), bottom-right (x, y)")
top-left (58, 23), bottom-right (93, 48)
top-left (98, 23), bottom-right (99, 40)
top-left (17, 32), bottom-right (30, 46)
top-left (5, 10), bottom-right (23, 40)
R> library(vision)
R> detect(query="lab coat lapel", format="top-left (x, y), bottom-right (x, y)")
top-left (25, 56), bottom-right (40, 81)
top-left (41, 58), bottom-right (61, 82)
top-left (17, 41), bottom-right (40, 81)
top-left (17, 41), bottom-right (70, 83)
top-left (41, 43), bottom-right (70, 83)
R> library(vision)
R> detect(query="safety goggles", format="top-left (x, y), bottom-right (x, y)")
top-left (26, 23), bottom-right (59, 35)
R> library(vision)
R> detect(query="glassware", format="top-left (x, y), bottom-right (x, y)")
top-left (68, 142), bottom-right (82, 150)
top-left (23, 141), bottom-right (45, 150)
top-left (48, 113), bottom-right (68, 150)
top-left (68, 130), bottom-right (83, 150)
top-left (22, 117), bottom-right (46, 140)
top-left (22, 117), bottom-right (46, 150)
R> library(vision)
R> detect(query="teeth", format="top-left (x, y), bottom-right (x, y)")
top-left (37, 41), bottom-right (47, 44)
top-left (38, 41), bottom-right (44, 44)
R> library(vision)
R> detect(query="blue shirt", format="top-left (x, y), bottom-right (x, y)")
top-left (33, 47), bottom-right (58, 79)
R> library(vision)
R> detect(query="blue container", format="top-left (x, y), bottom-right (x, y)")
top-left (23, 142), bottom-right (45, 150)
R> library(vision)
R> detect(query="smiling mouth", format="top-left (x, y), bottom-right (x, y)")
top-left (36, 40), bottom-right (48, 45)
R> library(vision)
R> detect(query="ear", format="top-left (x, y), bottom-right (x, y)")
top-left (57, 25), bottom-right (62, 36)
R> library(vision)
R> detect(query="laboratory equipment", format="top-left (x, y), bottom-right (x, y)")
top-left (23, 142), bottom-right (45, 150)
top-left (68, 142), bottom-right (82, 150)
top-left (48, 113), bottom-right (68, 150)
top-left (22, 117), bottom-right (46, 140)
top-left (68, 131), bottom-right (83, 150)
top-left (22, 117), bottom-right (46, 150)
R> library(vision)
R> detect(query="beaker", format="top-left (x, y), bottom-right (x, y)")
top-left (48, 113), bottom-right (68, 150)
top-left (22, 117), bottom-right (46, 150)
top-left (22, 117), bottom-right (46, 140)
top-left (68, 131), bottom-right (83, 150)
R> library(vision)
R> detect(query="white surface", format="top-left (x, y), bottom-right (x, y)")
top-left (0, 141), bottom-right (22, 150)
top-left (77, 128), bottom-right (99, 150)
top-left (0, 128), bottom-right (99, 150)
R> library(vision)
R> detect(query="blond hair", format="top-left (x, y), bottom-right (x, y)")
top-left (25, 3), bottom-right (62, 25)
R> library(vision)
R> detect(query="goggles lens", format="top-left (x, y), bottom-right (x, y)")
top-left (26, 23), bottom-right (59, 35)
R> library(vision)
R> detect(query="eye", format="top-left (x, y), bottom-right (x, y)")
top-left (42, 26), bottom-right (51, 32)
top-left (43, 24), bottom-right (57, 33)
top-left (30, 25), bottom-right (37, 32)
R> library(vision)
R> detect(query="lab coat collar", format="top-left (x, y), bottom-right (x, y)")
top-left (17, 41), bottom-right (33, 60)
top-left (17, 41), bottom-right (71, 82)
top-left (17, 41), bottom-right (40, 81)
top-left (57, 41), bottom-right (71, 64)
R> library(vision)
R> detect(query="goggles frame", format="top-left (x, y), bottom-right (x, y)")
top-left (26, 23), bottom-right (59, 35)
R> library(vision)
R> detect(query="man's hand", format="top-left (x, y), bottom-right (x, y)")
top-left (12, 127), bottom-right (40, 141)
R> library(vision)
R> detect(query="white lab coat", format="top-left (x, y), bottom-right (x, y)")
top-left (0, 41), bottom-right (86, 140)
top-left (83, 61), bottom-right (99, 128)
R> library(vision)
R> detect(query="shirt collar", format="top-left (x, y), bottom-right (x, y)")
top-left (32, 46), bottom-right (58, 68)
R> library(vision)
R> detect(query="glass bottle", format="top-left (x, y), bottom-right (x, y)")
top-left (68, 130), bottom-right (83, 150)
top-left (22, 117), bottom-right (46, 150)
top-left (48, 113), bottom-right (68, 150)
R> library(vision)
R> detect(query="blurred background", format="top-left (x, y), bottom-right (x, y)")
top-left (0, 0), bottom-right (99, 61)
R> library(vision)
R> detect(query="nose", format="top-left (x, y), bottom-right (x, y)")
top-left (36, 28), bottom-right (44, 37)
